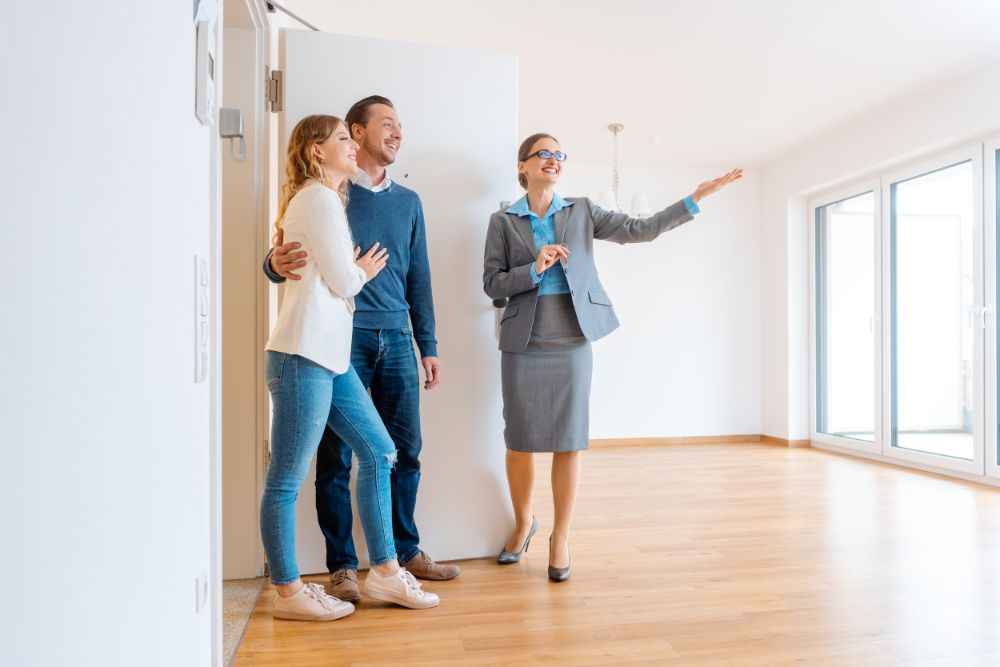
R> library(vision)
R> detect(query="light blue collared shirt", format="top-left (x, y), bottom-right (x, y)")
top-left (506, 194), bottom-right (700, 295)
top-left (506, 194), bottom-right (574, 295)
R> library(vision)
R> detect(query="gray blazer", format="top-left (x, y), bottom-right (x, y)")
top-left (483, 197), bottom-right (694, 353)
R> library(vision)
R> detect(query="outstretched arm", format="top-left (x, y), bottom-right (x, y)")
top-left (592, 168), bottom-right (743, 244)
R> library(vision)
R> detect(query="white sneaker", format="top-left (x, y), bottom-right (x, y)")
top-left (363, 567), bottom-right (440, 609)
top-left (272, 582), bottom-right (355, 621)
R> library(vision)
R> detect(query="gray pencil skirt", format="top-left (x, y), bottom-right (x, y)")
top-left (501, 294), bottom-right (593, 453)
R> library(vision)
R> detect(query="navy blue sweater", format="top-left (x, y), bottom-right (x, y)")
top-left (265, 181), bottom-right (437, 357)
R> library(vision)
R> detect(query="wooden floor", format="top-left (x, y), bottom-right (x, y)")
top-left (234, 443), bottom-right (1000, 666)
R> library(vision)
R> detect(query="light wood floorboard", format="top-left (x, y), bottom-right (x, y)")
top-left (235, 443), bottom-right (1000, 666)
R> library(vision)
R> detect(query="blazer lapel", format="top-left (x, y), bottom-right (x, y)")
top-left (554, 206), bottom-right (571, 245)
top-left (510, 213), bottom-right (538, 256)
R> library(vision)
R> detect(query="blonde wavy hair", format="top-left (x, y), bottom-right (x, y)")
top-left (273, 114), bottom-right (350, 241)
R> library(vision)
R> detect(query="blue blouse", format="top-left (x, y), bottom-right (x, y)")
top-left (506, 194), bottom-right (574, 295)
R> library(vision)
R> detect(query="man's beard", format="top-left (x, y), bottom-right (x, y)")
top-left (366, 138), bottom-right (395, 167)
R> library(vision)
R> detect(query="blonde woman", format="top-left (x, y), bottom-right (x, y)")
top-left (262, 114), bottom-right (439, 621)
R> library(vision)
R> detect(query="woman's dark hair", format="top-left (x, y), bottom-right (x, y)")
top-left (517, 133), bottom-right (558, 189)
top-left (345, 95), bottom-right (395, 138)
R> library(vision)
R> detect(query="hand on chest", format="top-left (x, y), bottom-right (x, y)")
top-left (509, 210), bottom-right (590, 263)
top-left (348, 225), bottom-right (410, 265)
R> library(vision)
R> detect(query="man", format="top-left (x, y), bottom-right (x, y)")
top-left (264, 95), bottom-right (459, 602)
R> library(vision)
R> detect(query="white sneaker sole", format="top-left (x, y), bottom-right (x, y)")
top-left (363, 584), bottom-right (440, 609)
top-left (273, 603), bottom-right (355, 622)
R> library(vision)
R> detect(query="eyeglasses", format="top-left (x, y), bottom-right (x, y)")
top-left (525, 150), bottom-right (567, 162)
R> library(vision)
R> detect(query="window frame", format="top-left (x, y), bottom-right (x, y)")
top-left (809, 141), bottom-right (998, 482)
top-left (880, 145), bottom-right (984, 476)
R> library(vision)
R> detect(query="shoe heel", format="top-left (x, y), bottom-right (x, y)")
top-left (523, 516), bottom-right (538, 553)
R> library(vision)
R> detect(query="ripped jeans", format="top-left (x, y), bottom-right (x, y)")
top-left (261, 351), bottom-right (397, 584)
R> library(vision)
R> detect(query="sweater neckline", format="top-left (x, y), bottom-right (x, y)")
top-left (351, 182), bottom-right (395, 196)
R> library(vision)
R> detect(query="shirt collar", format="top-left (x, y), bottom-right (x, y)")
top-left (352, 169), bottom-right (392, 192)
top-left (505, 193), bottom-right (573, 219)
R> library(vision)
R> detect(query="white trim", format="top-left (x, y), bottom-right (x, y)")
top-left (874, 184), bottom-right (885, 464)
top-left (809, 180), bottom-right (881, 455)
top-left (811, 432), bottom-right (877, 451)
top-left (211, 2), bottom-right (271, 664)
top-left (250, 0), bottom-right (271, 578)
top-left (209, 13), bottom-right (224, 667)
top-left (881, 144), bottom-right (985, 476)
top-left (811, 440), bottom-right (1000, 489)
top-left (986, 137), bottom-right (1000, 479)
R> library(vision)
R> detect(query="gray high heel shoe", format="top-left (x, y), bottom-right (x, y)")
top-left (496, 516), bottom-right (538, 565)
top-left (547, 538), bottom-right (571, 582)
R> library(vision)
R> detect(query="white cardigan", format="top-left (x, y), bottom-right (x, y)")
top-left (265, 181), bottom-right (368, 373)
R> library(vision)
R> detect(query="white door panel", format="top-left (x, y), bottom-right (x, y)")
top-left (279, 29), bottom-right (516, 573)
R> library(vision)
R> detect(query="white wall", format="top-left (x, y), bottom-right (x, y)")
top-left (1, 4), bottom-right (216, 666)
top-left (760, 61), bottom-right (1000, 440)
top-left (554, 164), bottom-right (762, 438)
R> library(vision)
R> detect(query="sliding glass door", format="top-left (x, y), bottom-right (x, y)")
top-left (883, 149), bottom-right (983, 474)
top-left (812, 143), bottom-right (995, 479)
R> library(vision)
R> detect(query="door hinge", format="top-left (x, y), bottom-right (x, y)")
top-left (267, 68), bottom-right (283, 113)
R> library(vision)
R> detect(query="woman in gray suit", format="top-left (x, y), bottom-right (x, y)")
top-left (484, 132), bottom-right (741, 581)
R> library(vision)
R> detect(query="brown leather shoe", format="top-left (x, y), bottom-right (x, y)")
top-left (327, 568), bottom-right (360, 602)
top-left (401, 551), bottom-right (460, 581)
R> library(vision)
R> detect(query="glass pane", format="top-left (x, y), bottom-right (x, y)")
top-left (817, 192), bottom-right (876, 442)
top-left (892, 161), bottom-right (975, 460)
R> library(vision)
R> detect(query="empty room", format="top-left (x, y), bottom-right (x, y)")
top-left (5, 1), bottom-right (1000, 665)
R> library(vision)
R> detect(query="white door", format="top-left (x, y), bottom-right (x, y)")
top-left (278, 29), bottom-right (516, 573)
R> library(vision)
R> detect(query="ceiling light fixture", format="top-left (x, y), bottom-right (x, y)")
top-left (597, 123), bottom-right (623, 212)
top-left (597, 123), bottom-right (651, 218)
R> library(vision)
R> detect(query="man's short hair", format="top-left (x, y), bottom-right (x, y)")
top-left (345, 95), bottom-right (395, 137)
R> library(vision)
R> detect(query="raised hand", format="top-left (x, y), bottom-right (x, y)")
top-left (535, 243), bottom-right (570, 276)
top-left (691, 168), bottom-right (743, 203)
top-left (355, 242), bottom-right (389, 281)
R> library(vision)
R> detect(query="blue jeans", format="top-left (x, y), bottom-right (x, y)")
top-left (315, 327), bottom-right (423, 570)
top-left (260, 351), bottom-right (397, 584)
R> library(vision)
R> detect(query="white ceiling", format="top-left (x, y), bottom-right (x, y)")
top-left (280, 0), bottom-right (1000, 167)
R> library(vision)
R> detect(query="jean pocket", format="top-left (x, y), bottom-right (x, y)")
top-left (265, 352), bottom-right (287, 388)
top-left (399, 327), bottom-right (412, 337)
